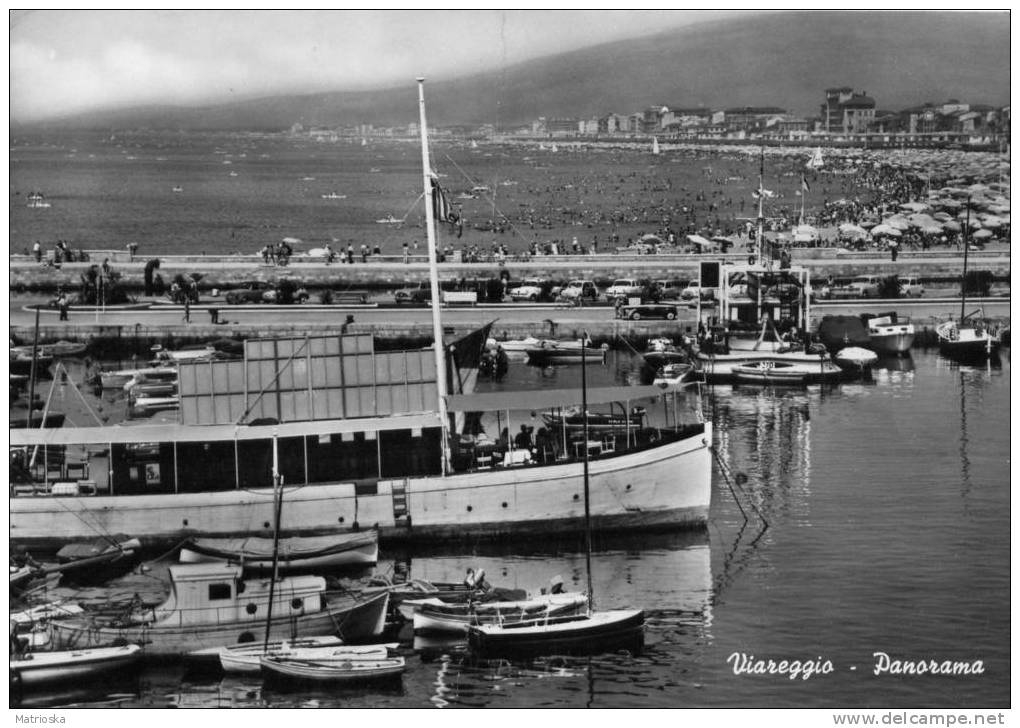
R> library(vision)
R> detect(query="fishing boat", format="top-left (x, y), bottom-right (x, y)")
top-left (863, 313), bottom-right (915, 355)
top-left (817, 315), bottom-right (871, 353)
top-left (9, 79), bottom-right (712, 550)
top-left (936, 201), bottom-right (1001, 362)
top-left (732, 359), bottom-right (842, 385)
top-left (695, 148), bottom-right (835, 383)
top-left (187, 635), bottom-right (344, 666)
top-left (10, 645), bottom-right (142, 689)
top-left (321, 192), bottom-right (347, 200)
top-left (489, 336), bottom-right (587, 355)
top-left (260, 654), bottom-right (406, 685)
top-left (525, 343), bottom-right (608, 366)
top-left (47, 563), bottom-right (390, 656)
top-left (375, 215), bottom-right (402, 224)
top-left (179, 531), bottom-right (379, 573)
top-left (11, 341), bottom-right (86, 359)
top-left (468, 339), bottom-right (645, 658)
top-left (149, 344), bottom-right (217, 364)
top-left (409, 592), bottom-right (587, 635)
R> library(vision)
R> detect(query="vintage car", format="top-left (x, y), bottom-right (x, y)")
top-left (605, 278), bottom-right (646, 300)
top-left (555, 280), bottom-right (600, 303)
top-left (508, 278), bottom-right (550, 302)
top-left (615, 303), bottom-right (679, 321)
top-left (223, 280), bottom-right (309, 305)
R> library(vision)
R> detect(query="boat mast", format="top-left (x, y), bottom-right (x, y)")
top-left (417, 77), bottom-right (450, 473)
top-left (263, 429), bottom-right (284, 653)
top-left (756, 145), bottom-right (766, 265)
top-left (961, 197), bottom-right (969, 321)
top-left (580, 335), bottom-right (594, 614)
top-left (26, 306), bottom-right (40, 428)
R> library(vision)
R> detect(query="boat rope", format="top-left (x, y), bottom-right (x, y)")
top-left (710, 446), bottom-right (769, 530)
top-left (48, 494), bottom-right (122, 549)
top-left (58, 361), bottom-right (105, 427)
top-left (441, 153), bottom-right (531, 242)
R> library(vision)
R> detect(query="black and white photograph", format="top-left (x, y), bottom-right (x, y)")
top-left (8, 9), bottom-right (1011, 717)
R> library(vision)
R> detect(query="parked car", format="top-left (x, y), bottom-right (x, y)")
top-left (394, 282), bottom-right (432, 305)
top-left (680, 280), bottom-right (715, 301)
top-left (899, 277), bottom-right (925, 298)
top-left (849, 276), bottom-right (882, 299)
top-left (509, 278), bottom-right (550, 302)
top-left (615, 303), bottom-right (679, 321)
top-left (555, 280), bottom-right (599, 303)
top-left (654, 279), bottom-right (686, 301)
top-left (224, 281), bottom-right (273, 305)
top-left (605, 278), bottom-right (645, 300)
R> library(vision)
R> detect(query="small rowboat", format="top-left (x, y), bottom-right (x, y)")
top-left (220, 641), bottom-right (396, 674)
top-left (732, 359), bottom-right (842, 385)
top-left (259, 655), bottom-right (406, 684)
top-left (10, 644), bottom-right (143, 689)
top-left (835, 347), bottom-right (878, 369)
top-left (179, 531), bottom-right (378, 573)
top-left (468, 609), bottom-right (645, 658)
top-left (409, 592), bottom-right (588, 635)
top-left (653, 362), bottom-right (696, 390)
top-left (526, 344), bottom-right (607, 366)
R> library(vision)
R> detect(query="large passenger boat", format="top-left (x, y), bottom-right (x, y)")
top-left (9, 81), bottom-right (712, 549)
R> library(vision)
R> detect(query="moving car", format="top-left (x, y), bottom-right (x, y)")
top-left (615, 303), bottom-right (679, 321)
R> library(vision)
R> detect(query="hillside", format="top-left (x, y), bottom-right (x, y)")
top-left (29, 11), bottom-right (1010, 131)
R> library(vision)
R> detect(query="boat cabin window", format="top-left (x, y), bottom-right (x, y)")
top-left (208, 583), bottom-right (232, 601)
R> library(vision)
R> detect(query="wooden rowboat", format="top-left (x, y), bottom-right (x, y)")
top-left (179, 531), bottom-right (378, 573)
top-left (259, 655), bottom-right (406, 685)
top-left (220, 641), bottom-right (396, 674)
top-left (10, 644), bottom-right (143, 689)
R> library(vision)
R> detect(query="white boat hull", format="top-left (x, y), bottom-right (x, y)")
top-left (10, 645), bottom-right (142, 688)
top-left (868, 324), bottom-right (916, 355)
top-left (11, 426), bottom-right (711, 548)
top-left (697, 350), bottom-right (832, 381)
top-left (411, 593), bottom-right (588, 634)
top-left (220, 642), bottom-right (393, 674)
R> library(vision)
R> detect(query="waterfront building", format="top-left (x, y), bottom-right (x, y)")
top-left (821, 88), bottom-right (876, 134)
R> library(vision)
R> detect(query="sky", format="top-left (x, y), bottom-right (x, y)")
top-left (9, 9), bottom-right (747, 123)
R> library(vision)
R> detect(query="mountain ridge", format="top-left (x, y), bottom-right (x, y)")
top-left (20, 11), bottom-right (1009, 131)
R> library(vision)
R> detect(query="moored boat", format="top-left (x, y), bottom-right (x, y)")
top-left (835, 347), bottom-right (878, 370)
top-left (653, 362), bottom-right (696, 390)
top-left (863, 312), bottom-right (915, 355)
top-left (936, 320), bottom-right (1001, 362)
top-left (219, 640), bottom-right (394, 674)
top-left (409, 592), bottom-right (588, 635)
top-left (468, 608), bottom-right (645, 658)
top-left (10, 644), bottom-right (142, 689)
top-left (47, 563), bottom-right (390, 656)
top-left (732, 359), bottom-right (842, 385)
top-left (642, 337), bottom-right (690, 368)
top-left (260, 654), bottom-right (406, 685)
top-left (179, 531), bottom-right (379, 573)
top-left (525, 343), bottom-right (608, 366)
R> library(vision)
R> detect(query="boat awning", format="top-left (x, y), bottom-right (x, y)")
top-left (445, 385), bottom-right (670, 413)
top-left (9, 412), bottom-right (443, 447)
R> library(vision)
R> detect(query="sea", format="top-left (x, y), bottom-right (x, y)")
top-left (10, 348), bottom-right (1011, 709)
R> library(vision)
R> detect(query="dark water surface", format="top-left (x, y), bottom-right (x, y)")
top-left (12, 347), bottom-right (1010, 708)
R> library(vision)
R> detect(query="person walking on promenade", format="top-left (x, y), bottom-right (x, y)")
top-left (57, 290), bottom-right (69, 321)
top-left (183, 296), bottom-right (191, 324)
top-left (360, 243), bottom-right (369, 263)
top-left (402, 242), bottom-right (409, 264)
top-left (32, 241), bottom-right (41, 263)
top-left (346, 243), bottom-right (354, 264)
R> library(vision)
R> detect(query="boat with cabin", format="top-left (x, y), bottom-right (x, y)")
top-left (9, 80), bottom-right (712, 551)
top-left (47, 563), bottom-right (390, 656)
top-left (863, 312), bottom-right (915, 355)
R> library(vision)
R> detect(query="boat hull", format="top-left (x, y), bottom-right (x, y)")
top-left (179, 532), bottom-right (379, 573)
top-left (697, 351), bottom-right (834, 383)
top-left (411, 593), bottom-right (588, 635)
top-left (260, 656), bottom-right (405, 685)
top-left (11, 426), bottom-right (712, 549)
top-left (869, 332), bottom-right (916, 355)
top-left (10, 645), bottom-right (142, 689)
top-left (48, 590), bottom-right (389, 656)
top-left (468, 609), bottom-right (645, 657)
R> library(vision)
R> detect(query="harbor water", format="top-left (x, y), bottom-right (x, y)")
top-left (12, 347), bottom-right (1010, 708)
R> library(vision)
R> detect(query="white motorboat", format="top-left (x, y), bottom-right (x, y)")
top-left (835, 347), bottom-right (878, 369)
top-left (653, 362), bottom-right (696, 390)
top-left (865, 313), bottom-right (915, 355)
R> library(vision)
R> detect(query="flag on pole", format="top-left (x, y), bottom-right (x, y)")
top-left (801, 174), bottom-right (810, 192)
top-left (430, 176), bottom-right (459, 225)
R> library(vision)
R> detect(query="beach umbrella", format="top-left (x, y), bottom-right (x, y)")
top-left (838, 223), bottom-right (868, 240)
top-left (980, 216), bottom-right (1005, 229)
top-left (935, 199), bottom-right (962, 210)
top-left (942, 221), bottom-right (962, 232)
top-left (899, 202), bottom-right (930, 212)
top-left (859, 220), bottom-right (878, 229)
top-left (638, 233), bottom-right (664, 244)
top-left (871, 224), bottom-right (901, 237)
top-left (920, 224), bottom-right (944, 235)
top-left (971, 229), bottom-right (994, 240)
top-left (282, 237), bottom-right (302, 245)
top-left (883, 216), bottom-right (911, 231)
top-left (933, 212), bottom-right (952, 222)
top-left (907, 213), bottom-right (938, 228)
